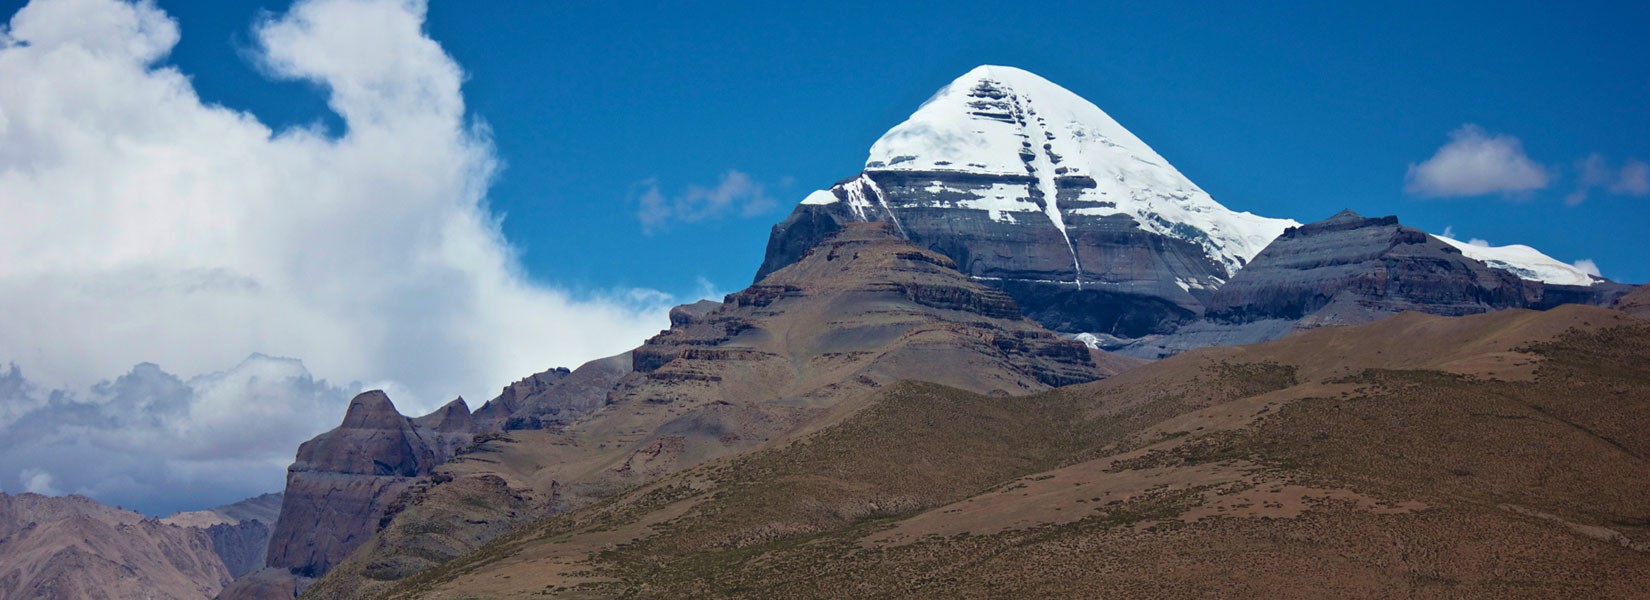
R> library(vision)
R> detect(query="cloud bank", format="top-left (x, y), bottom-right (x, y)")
top-left (1406, 125), bottom-right (1550, 198)
top-left (0, 0), bottom-right (679, 508)
top-left (0, 355), bottom-right (350, 514)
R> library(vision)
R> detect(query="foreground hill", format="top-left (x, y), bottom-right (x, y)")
top-left (375, 304), bottom-right (1650, 598)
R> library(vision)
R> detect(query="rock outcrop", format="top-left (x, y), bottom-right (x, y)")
top-left (471, 354), bottom-right (633, 431)
top-left (758, 66), bottom-right (1297, 338)
top-left (262, 391), bottom-right (465, 579)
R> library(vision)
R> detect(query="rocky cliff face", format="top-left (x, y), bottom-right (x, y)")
top-left (758, 66), bottom-right (1297, 337)
top-left (1115, 210), bottom-right (1632, 357)
top-left (262, 391), bottom-right (468, 579)
top-left (202, 520), bottom-right (273, 580)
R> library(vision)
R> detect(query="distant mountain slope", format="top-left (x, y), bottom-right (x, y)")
top-left (0, 493), bottom-right (232, 599)
top-left (1113, 210), bottom-right (1632, 358)
top-left (163, 493), bottom-right (282, 531)
top-left (161, 493), bottom-right (283, 579)
top-left (387, 305), bottom-right (1650, 598)
top-left (1616, 284), bottom-right (1650, 319)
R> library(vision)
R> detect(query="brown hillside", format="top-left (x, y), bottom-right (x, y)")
top-left (382, 305), bottom-right (1650, 599)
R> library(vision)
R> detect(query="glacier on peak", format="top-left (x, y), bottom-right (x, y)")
top-left (1434, 234), bottom-right (1599, 287)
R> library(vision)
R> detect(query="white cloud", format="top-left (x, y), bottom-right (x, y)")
top-left (1405, 124), bottom-right (1550, 198)
top-left (0, 355), bottom-right (353, 514)
top-left (0, 0), bottom-right (677, 420)
top-left (21, 468), bottom-right (61, 496)
top-left (1571, 259), bottom-right (1602, 278)
top-left (1562, 154), bottom-right (1647, 206)
top-left (637, 169), bottom-right (777, 234)
top-left (1611, 159), bottom-right (1650, 196)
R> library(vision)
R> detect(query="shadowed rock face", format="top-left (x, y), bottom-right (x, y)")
top-left (759, 176), bottom-right (1226, 337)
top-left (1205, 210), bottom-right (1534, 323)
top-left (204, 519), bottom-right (272, 579)
top-left (160, 492), bottom-right (283, 580)
top-left (264, 391), bottom-right (465, 578)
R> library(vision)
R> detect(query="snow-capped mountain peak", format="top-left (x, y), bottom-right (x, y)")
top-left (861, 65), bottom-right (1297, 276)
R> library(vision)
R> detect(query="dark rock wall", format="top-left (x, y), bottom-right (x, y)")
top-left (205, 519), bottom-right (271, 579)
top-left (757, 169), bottom-right (1228, 337)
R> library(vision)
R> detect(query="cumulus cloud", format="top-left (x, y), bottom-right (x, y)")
top-left (637, 169), bottom-right (777, 234)
top-left (1405, 125), bottom-right (1550, 198)
top-left (1571, 259), bottom-right (1602, 278)
top-left (21, 468), bottom-right (62, 496)
top-left (0, 355), bottom-right (351, 514)
top-left (1568, 154), bottom-right (1650, 205)
top-left (0, 0), bottom-right (684, 507)
top-left (0, 0), bottom-right (675, 403)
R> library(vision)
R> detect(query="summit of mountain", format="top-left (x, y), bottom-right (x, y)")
top-left (759, 65), bottom-right (1298, 338)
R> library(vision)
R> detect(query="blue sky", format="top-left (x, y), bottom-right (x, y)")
top-left (61, 0), bottom-right (1644, 290)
